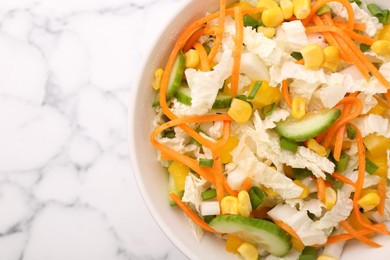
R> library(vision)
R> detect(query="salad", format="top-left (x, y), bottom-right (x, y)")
top-left (150, 0), bottom-right (390, 259)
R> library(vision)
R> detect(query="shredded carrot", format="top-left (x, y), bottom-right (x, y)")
top-left (273, 219), bottom-right (301, 240)
top-left (377, 177), bottom-right (387, 216)
top-left (385, 90), bottom-right (390, 104)
top-left (333, 19), bottom-right (366, 31)
top-left (194, 42), bottom-right (211, 71)
top-left (208, 0), bottom-right (226, 64)
top-left (303, 0), bottom-right (355, 30)
top-left (295, 58), bottom-right (305, 65)
top-left (326, 228), bottom-right (374, 244)
top-left (241, 177), bottom-right (252, 191)
top-left (224, 179), bottom-right (239, 196)
top-left (213, 150), bottom-right (225, 201)
top-left (170, 193), bottom-right (220, 233)
top-left (183, 26), bottom-right (218, 52)
top-left (342, 28), bottom-right (375, 46)
top-left (230, 6), bottom-right (244, 97)
top-left (333, 125), bottom-right (346, 162)
top-left (340, 220), bottom-right (381, 247)
top-left (332, 172), bottom-right (356, 187)
top-left (282, 79), bottom-right (292, 108)
top-left (317, 177), bottom-right (326, 202)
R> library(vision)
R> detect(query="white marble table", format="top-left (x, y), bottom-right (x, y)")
top-left (0, 0), bottom-right (188, 259)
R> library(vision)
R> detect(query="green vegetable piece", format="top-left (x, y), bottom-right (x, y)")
top-left (346, 124), bottom-right (357, 139)
top-left (248, 186), bottom-right (266, 209)
top-left (243, 14), bottom-right (259, 29)
top-left (174, 85), bottom-right (192, 105)
top-left (317, 4), bottom-right (331, 15)
top-left (262, 102), bottom-right (277, 116)
top-left (280, 137), bottom-right (298, 153)
top-left (274, 108), bottom-right (341, 142)
top-left (349, 0), bottom-right (361, 6)
top-left (293, 168), bottom-right (312, 179)
top-left (203, 215), bottom-right (215, 223)
top-left (299, 246), bottom-right (317, 260)
top-left (291, 52), bottom-right (303, 60)
top-left (209, 215), bottom-right (292, 257)
top-left (366, 158), bottom-right (379, 175)
top-left (203, 44), bottom-right (211, 54)
top-left (152, 92), bottom-right (160, 107)
top-left (166, 51), bottom-right (185, 100)
top-left (236, 94), bottom-right (248, 102)
top-left (168, 174), bottom-right (184, 206)
top-left (336, 152), bottom-right (350, 173)
top-left (360, 43), bottom-right (371, 52)
top-left (201, 189), bottom-right (217, 201)
top-left (164, 130), bottom-right (175, 139)
top-left (199, 158), bottom-right (214, 168)
top-left (248, 81), bottom-right (262, 100)
top-left (212, 94), bottom-right (233, 109)
top-left (367, 4), bottom-right (390, 24)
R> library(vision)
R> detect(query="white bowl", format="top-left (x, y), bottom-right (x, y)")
top-left (129, 1), bottom-right (390, 259)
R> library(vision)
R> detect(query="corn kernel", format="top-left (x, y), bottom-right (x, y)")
top-left (371, 40), bottom-right (390, 55)
top-left (221, 136), bottom-right (239, 164)
top-left (257, 26), bottom-right (276, 38)
top-left (221, 196), bottom-right (239, 215)
top-left (293, 180), bottom-right (310, 199)
top-left (301, 44), bottom-right (324, 70)
top-left (262, 7), bottom-right (284, 28)
top-left (151, 68), bottom-right (164, 90)
top-left (257, 0), bottom-right (278, 9)
top-left (357, 192), bottom-right (380, 212)
top-left (168, 161), bottom-right (189, 191)
top-left (291, 237), bottom-right (305, 252)
top-left (226, 235), bottom-right (244, 253)
top-left (280, 0), bottom-right (294, 19)
top-left (322, 61), bottom-right (339, 72)
top-left (307, 139), bottom-right (327, 156)
top-left (323, 46), bottom-right (340, 63)
top-left (291, 97), bottom-right (306, 120)
top-left (238, 190), bottom-right (252, 217)
top-left (317, 255), bottom-right (337, 260)
top-left (324, 187), bottom-right (337, 210)
top-left (378, 24), bottom-right (390, 41)
top-left (228, 98), bottom-right (253, 124)
top-left (292, 0), bottom-right (311, 19)
top-left (237, 242), bottom-right (259, 260)
top-left (248, 81), bottom-right (282, 109)
top-left (184, 49), bottom-right (200, 68)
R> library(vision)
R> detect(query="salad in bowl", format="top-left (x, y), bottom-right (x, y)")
top-left (146, 0), bottom-right (390, 259)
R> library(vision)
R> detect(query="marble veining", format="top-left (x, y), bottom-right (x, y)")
top-left (0, 0), bottom-right (188, 259)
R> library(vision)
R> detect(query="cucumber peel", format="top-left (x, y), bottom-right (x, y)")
top-left (166, 51), bottom-right (185, 100)
top-left (175, 85), bottom-right (233, 109)
top-left (209, 215), bottom-right (292, 257)
top-left (274, 108), bottom-right (341, 142)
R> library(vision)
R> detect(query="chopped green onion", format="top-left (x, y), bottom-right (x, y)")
top-left (291, 51), bottom-right (303, 60)
top-left (203, 215), bottom-right (216, 223)
top-left (243, 14), bottom-right (259, 29)
top-left (164, 130), bottom-right (175, 139)
top-left (360, 43), bottom-right (371, 52)
top-left (346, 124), bottom-right (357, 139)
top-left (317, 4), bottom-right (331, 15)
top-left (367, 4), bottom-right (390, 24)
top-left (299, 247), bottom-right (317, 260)
top-left (248, 81), bottom-right (262, 100)
top-left (336, 152), bottom-right (350, 173)
top-left (293, 168), bottom-right (312, 179)
top-left (199, 158), bottom-right (214, 168)
top-left (280, 137), bottom-right (298, 153)
top-left (201, 189), bottom-right (217, 201)
top-left (248, 186), bottom-right (266, 209)
top-left (349, 0), bottom-right (361, 6)
top-left (366, 158), bottom-right (379, 175)
top-left (261, 102), bottom-right (277, 116)
top-left (236, 94), bottom-right (248, 102)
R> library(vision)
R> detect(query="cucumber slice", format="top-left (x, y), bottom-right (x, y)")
top-left (209, 215), bottom-right (292, 257)
top-left (166, 51), bottom-right (185, 100)
top-left (212, 94), bottom-right (232, 109)
top-left (168, 174), bottom-right (184, 206)
top-left (274, 108), bottom-right (341, 142)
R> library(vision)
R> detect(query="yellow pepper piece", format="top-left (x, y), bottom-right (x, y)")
top-left (226, 235), bottom-right (244, 254)
top-left (237, 242), bottom-right (259, 260)
top-left (368, 97), bottom-right (390, 116)
top-left (238, 190), bottom-right (252, 217)
top-left (291, 97), bottom-right (306, 120)
top-left (366, 152), bottom-right (388, 178)
top-left (184, 49), bottom-right (200, 69)
top-left (220, 136), bottom-right (239, 164)
top-left (322, 46), bottom-right (340, 72)
top-left (307, 139), bottom-right (327, 156)
top-left (301, 44), bottom-right (324, 70)
top-left (151, 68), bottom-right (164, 90)
top-left (257, 26), bottom-right (276, 38)
top-left (248, 81), bottom-right (282, 109)
top-left (357, 192), bottom-right (380, 212)
top-left (378, 24), bottom-right (390, 41)
top-left (262, 7), bottom-right (284, 28)
top-left (371, 40), bottom-right (390, 55)
top-left (228, 98), bottom-right (253, 124)
top-left (221, 196), bottom-right (239, 215)
top-left (363, 133), bottom-right (390, 155)
top-left (292, 0), bottom-right (311, 19)
top-left (293, 180), bottom-right (310, 199)
top-left (280, 0), bottom-right (294, 19)
top-left (167, 161), bottom-right (189, 192)
top-left (324, 187), bottom-right (337, 210)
